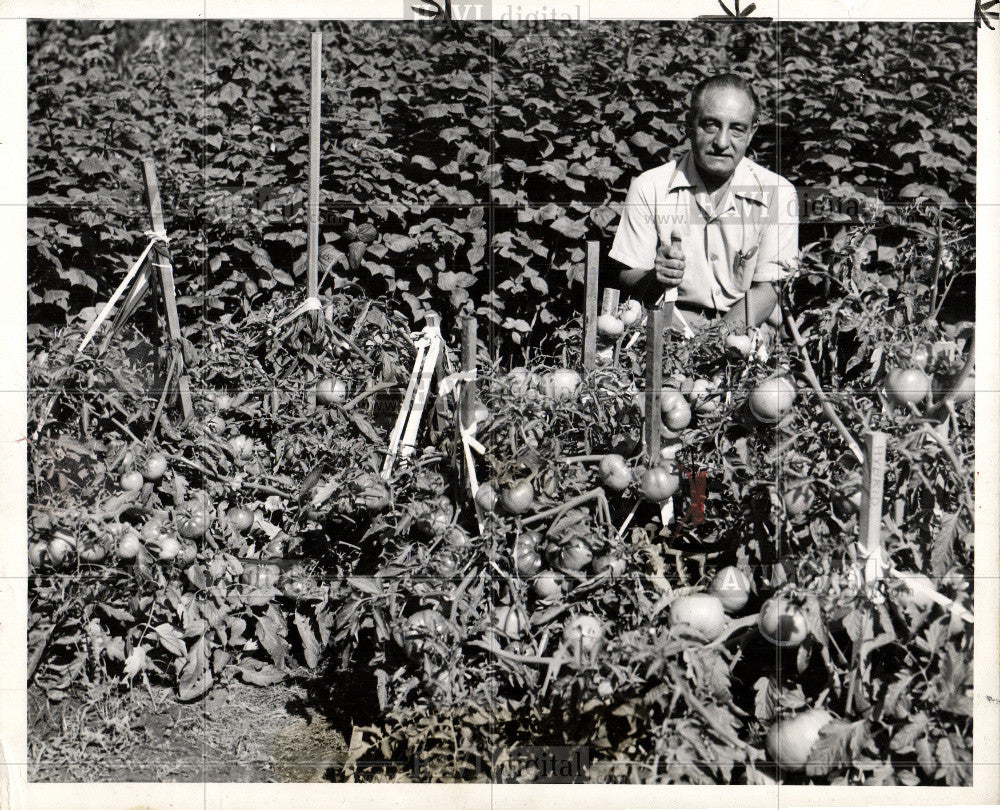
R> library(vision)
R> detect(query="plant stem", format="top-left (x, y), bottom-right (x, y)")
top-left (783, 309), bottom-right (865, 464)
top-left (343, 380), bottom-right (398, 411)
top-left (928, 217), bottom-right (944, 318)
top-left (521, 488), bottom-right (604, 525)
top-left (170, 455), bottom-right (292, 499)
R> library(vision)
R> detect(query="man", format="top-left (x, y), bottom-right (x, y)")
top-left (609, 74), bottom-right (798, 333)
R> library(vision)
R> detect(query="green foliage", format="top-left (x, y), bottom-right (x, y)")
top-left (28, 20), bottom-right (974, 351)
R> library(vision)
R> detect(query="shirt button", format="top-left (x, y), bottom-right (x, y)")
top-left (711, 254), bottom-right (720, 262)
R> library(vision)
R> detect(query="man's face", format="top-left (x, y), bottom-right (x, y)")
top-left (688, 87), bottom-right (757, 183)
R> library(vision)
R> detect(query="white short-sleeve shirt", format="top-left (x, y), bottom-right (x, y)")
top-left (608, 151), bottom-right (799, 313)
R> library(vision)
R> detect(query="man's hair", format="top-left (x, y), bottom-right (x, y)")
top-left (687, 74), bottom-right (761, 129)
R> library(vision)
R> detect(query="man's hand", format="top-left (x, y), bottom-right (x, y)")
top-left (654, 228), bottom-right (685, 290)
top-left (617, 228), bottom-right (686, 306)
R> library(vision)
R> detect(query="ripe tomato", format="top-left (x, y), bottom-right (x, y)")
top-left (639, 466), bottom-right (680, 502)
top-left (433, 550), bottom-right (461, 577)
top-left (493, 605), bottom-right (528, 637)
top-left (532, 570), bottom-right (566, 600)
top-left (47, 537), bottom-right (74, 567)
top-left (141, 516), bottom-right (172, 544)
top-left (686, 379), bottom-right (719, 415)
top-left (443, 525), bottom-right (472, 549)
top-left (668, 594), bottom-right (727, 639)
top-left (563, 615), bottom-right (605, 654)
top-left (226, 506), bottom-right (254, 532)
top-left (660, 390), bottom-right (692, 431)
top-left (176, 499), bottom-right (211, 539)
top-left (229, 435), bottom-right (254, 459)
top-left (244, 562), bottom-right (282, 588)
top-left (834, 470), bottom-right (862, 516)
top-left (906, 342), bottom-right (933, 371)
top-left (515, 548), bottom-right (543, 577)
top-left (758, 595), bottom-right (809, 647)
top-left (403, 609), bottom-right (448, 657)
top-left (598, 454), bottom-right (632, 492)
top-left (557, 539), bottom-right (593, 572)
top-left (28, 541), bottom-right (47, 568)
top-left (592, 554), bottom-right (626, 577)
top-left (156, 535), bottom-right (181, 561)
top-left (143, 453), bottom-right (168, 481)
top-left (937, 370), bottom-right (974, 405)
top-left (78, 539), bottom-right (107, 563)
top-left (782, 480), bottom-right (815, 518)
top-left (316, 377), bottom-right (348, 405)
top-left (474, 482), bottom-right (499, 512)
top-left (765, 709), bottom-right (834, 772)
top-left (506, 367), bottom-right (538, 396)
top-left (500, 480), bottom-right (534, 515)
top-left (282, 576), bottom-right (308, 600)
top-left (48, 529), bottom-right (76, 568)
top-left (117, 531), bottom-right (142, 560)
top-left (177, 541), bottom-right (198, 566)
top-left (120, 471), bottom-right (144, 492)
top-left (710, 566), bottom-right (751, 612)
top-left (619, 299), bottom-right (643, 328)
top-left (884, 366), bottom-right (930, 405)
top-left (749, 375), bottom-right (796, 423)
top-left (540, 368), bottom-right (581, 400)
top-left (596, 313), bottom-right (625, 338)
top-left (724, 334), bottom-right (753, 358)
top-left (514, 531), bottom-right (543, 576)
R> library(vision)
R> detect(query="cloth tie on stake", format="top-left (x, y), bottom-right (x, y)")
top-left (77, 230), bottom-right (169, 355)
top-left (380, 322), bottom-right (444, 479)
top-left (275, 295), bottom-right (344, 344)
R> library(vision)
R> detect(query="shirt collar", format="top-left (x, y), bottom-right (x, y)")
top-left (669, 151), bottom-right (766, 205)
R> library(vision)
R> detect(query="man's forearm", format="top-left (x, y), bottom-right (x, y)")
top-left (619, 266), bottom-right (667, 306)
top-left (721, 282), bottom-right (778, 329)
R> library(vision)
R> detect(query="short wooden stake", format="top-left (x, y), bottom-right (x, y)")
top-left (857, 431), bottom-right (888, 586)
top-left (601, 287), bottom-right (620, 316)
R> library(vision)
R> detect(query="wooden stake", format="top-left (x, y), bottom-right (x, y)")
top-left (582, 241), bottom-right (600, 372)
top-left (307, 31), bottom-right (322, 330)
top-left (644, 302), bottom-right (665, 460)
top-left (461, 316), bottom-right (477, 429)
top-left (141, 158), bottom-right (192, 421)
top-left (857, 431), bottom-right (888, 585)
top-left (601, 287), bottom-right (620, 316)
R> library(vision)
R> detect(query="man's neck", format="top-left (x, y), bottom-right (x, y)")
top-left (703, 174), bottom-right (733, 208)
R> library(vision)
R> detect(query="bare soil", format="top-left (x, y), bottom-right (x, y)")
top-left (28, 680), bottom-right (348, 782)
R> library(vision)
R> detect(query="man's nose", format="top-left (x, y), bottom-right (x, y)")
top-left (712, 127), bottom-right (732, 150)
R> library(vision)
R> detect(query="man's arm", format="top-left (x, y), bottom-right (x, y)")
top-left (720, 282), bottom-right (778, 329)
top-left (616, 229), bottom-right (686, 306)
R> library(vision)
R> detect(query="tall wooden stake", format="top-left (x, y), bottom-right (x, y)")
top-left (461, 316), bottom-right (477, 429)
top-left (582, 241), bottom-right (600, 372)
top-left (141, 158), bottom-right (192, 421)
top-left (644, 302), bottom-right (664, 460)
top-left (307, 31), bottom-right (322, 331)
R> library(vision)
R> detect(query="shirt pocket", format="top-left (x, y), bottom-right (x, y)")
top-left (734, 243), bottom-right (760, 291)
